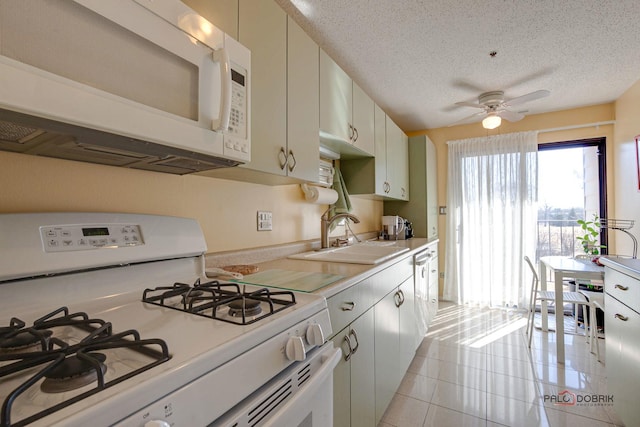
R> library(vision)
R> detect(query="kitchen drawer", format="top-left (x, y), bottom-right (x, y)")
top-left (605, 267), bottom-right (640, 312)
top-left (327, 280), bottom-right (375, 336)
top-left (427, 243), bottom-right (438, 259)
top-left (368, 255), bottom-right (413, 304)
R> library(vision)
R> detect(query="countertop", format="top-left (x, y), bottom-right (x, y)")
top-left (205, 238), bottom-right (435, 298)
top-left (600, 256), bottom-right (640, 281)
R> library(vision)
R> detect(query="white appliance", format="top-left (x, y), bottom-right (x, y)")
top-left (0, 0), bottom-right (250, 175)
top-left (0, 213), bottom-right (339, 426)
top-left (382, 215), bottom-right (405, 240)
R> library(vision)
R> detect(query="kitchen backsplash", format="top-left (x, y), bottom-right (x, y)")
top-left (0, 151), bottom-right (382, 253)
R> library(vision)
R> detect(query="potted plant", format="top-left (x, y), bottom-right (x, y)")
top-left (576, 214), bottom-right (606, 257)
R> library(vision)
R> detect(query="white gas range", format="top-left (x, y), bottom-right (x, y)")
top-left (0, 213), bottom-right (339, 427)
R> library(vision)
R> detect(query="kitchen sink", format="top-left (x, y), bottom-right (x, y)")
top-left (288, 241), bottom-right (409, 264)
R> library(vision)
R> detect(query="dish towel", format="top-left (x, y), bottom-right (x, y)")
top-left (329, 167), bottom-right (352, 220)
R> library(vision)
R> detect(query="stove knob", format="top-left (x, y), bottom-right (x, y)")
top-left (144, 421), bottom-right (170, 427)
top-left (285, 336), bottom-right (306, 361)
top-left (305, 323), bottom-right (325, 347)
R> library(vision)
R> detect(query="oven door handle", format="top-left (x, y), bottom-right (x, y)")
top-left (260, 345), bottom-right (341, 427)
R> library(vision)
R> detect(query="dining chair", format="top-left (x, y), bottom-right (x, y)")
top-left (579, 289), bottom-right (605, 362)
top-left (524, 256), bottom-right (592, 348)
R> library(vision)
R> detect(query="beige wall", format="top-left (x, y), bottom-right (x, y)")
top-left (613, 79), bottom-right (640, 256)
top-left (0, 151), bottom-right (382, 253)
top-left (408, 103), bottom-right (617, 292)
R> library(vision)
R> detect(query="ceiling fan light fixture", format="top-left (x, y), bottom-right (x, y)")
top-left (482, 114), bottom-right (502, 129)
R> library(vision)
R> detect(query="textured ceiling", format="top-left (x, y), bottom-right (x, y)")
top-left (275, 0), bottom-right (640, 132)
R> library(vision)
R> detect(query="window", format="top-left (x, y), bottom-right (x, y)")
top-left (537, 138), bottom-right (607, 259)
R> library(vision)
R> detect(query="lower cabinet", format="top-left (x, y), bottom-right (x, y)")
top-left (374, 277), bottom-right (418, 424)
top-left (331, 308), bottom-right (375, 427)
top-left (603, 265), bottom-right (640, 426)
top-left (328, 252), bottom-right (426, 426)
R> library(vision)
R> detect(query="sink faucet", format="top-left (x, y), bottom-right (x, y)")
top-left (321, 211), bottom-right (360, 249)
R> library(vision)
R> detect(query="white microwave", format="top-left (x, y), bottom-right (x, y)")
top-left (0, 0), bottom-right (250, 174)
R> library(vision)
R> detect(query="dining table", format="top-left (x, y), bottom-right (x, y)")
top-left (538, 256), bottom-right (605, 364)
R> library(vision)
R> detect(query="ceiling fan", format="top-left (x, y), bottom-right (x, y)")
top-left (450, 89), bottom-right (550, 129)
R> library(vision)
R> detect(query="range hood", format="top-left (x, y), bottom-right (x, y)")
top-left (0, 109), bottom-right (239, 175)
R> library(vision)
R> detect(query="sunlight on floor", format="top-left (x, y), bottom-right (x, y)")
top-left (378, 302), bottom-right (622, 427)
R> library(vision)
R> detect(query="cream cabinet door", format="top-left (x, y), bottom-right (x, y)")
top-left (385, 117), bottom-right (409, 200)
top-left (350, 308), bottom-right (376, 427)
top-left (605, 295), bottom-right (640, 425)
top-left (331, 326), bottom-right (352, 427)
top-left (320, 50), bottom-right (352, 144)
top-left (399, 278), bottom-right (419, 372)
top-left (351, 82), bottom-right (375, 156)
top-left (426, 136), bottom-right (438, 238)
top-left (238, 0), bottom-right (287, 176)
top-left (286, 16), bottom-right (319, 181)
top-left (374, 104), bottom-right (388, 195)
top-left (374, 289), bottom-right (402, 424)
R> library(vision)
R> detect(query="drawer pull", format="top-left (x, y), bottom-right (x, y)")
top-left (341, 302), bottom-right (356, 311)
top-left (615, 313), bottom-right (629, 321)
top-left (615, 284), bottom-right (629, 291)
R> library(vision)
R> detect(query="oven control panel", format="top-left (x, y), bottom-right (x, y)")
top-left (40, 224), bottom-right (144, 252)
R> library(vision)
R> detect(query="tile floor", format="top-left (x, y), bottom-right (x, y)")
top-left (378, 302), bottom-right (623, 427)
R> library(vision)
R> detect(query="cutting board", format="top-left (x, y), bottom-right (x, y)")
top-left (235, 269), bottom-right (344, 293)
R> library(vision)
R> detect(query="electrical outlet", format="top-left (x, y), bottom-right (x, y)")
top-left (439, 272), bottom-right (445, 279)
top-left (257, 211), bottom-right (272, 231)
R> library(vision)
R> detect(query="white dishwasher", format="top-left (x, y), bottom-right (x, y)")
top-left (414, 244), bottom-right (439, 336)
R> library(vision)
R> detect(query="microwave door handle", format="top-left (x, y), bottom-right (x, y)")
top-left (212, 48), bottom-right (232, 132)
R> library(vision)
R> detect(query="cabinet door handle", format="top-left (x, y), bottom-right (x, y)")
top-left (349, 329), bottom-right (360, 354)
top-left (615, 284), bottom-right (629, 291)
top-left (348, 123), bottom-right (354, 141)
top-left (341, 301), bottom-right (356, 311)
top-left (400, 289), bottom-right (405, 305)
top-left (394, 290), bottom-right (402, 307)
top-left (615, 313), bottom-right (629, 321)
top-left (353, 126), bottom-right (359, 143)
top-left (401, 187), bottom-right (406, 198)
top-left (343, 334), bottom-right (353, 361)
top-left (278, 147), bottom-right (287, 170)
top-left (287, 149), bottom-right (297, 172)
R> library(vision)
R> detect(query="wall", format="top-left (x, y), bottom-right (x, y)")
top-left (0, 151), bottom-right (382, 253)
top-left (613, 79), bottom-right (640, 256)
top-left (408, 103), bottom-right (617, 293)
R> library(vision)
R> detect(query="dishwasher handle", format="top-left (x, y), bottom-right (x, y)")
top-left (415, 251), bottom-right (431, 266)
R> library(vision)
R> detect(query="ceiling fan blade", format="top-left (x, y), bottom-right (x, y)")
top-left (497, 109), bottom-right (525, 122)
top-left (503, 90), bottom-right (550, 107)
top-left (447, 111), bottom-right (486, 127)
top-left (454, 101), bottom-right (486, 109)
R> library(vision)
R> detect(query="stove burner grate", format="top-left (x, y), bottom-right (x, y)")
top-left (40, 352), bottom-right (107, 393)
top-left (142, 279), bottom-right (297, 325)
top-left (0, 307), bottom-right (171, 427)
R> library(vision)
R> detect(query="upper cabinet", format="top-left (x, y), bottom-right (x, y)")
top-left (351, 83), bottom-right (375, 156)
top-left (320, 51), bottom-right (374, 157)
top-left (181, 0), bottom-right (238, 39)
top-left (286, 15), bottom-right (320, 182)
top-left (385, 135), bottom-right (438, 239)
top-left (384, 116), bottom-right (409, 200)
top-left (341, 106), bottom-right (409, 201)
top-left (204, 1), bottom-right (319, 185)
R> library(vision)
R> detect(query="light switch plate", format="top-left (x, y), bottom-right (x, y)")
top-left (257, 211), bottom-right (272, 231)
